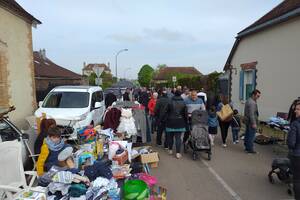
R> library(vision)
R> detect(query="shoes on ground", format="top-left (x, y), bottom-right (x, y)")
top-left (168, 150), bottom-right (173, 155)
top-left (246, 150), bottom-right (257, 154)
top-left (176, 153), bottom-right (182, 159)
top-left (236, 140), bottom-right (239, 143)
top-left (222, 144), bottom-right (227, 148)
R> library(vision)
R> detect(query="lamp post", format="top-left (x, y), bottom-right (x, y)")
top-left (115, 48), bottom-right (128, 79)
top-left (124, 67), bottom-right (131, 80)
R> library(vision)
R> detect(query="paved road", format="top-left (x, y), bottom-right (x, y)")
top-left (151, 133), bottom-right (294, 200)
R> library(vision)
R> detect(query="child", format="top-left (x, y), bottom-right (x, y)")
top-left (37, 126), bottom-right (69, 176)
top-left (231, 109), bottom-right (241, 144)
top-left (208, 106), bottom-right (218, 146)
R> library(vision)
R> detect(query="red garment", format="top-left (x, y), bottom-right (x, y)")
top-left (148, 98), bottom-right (157, 116)
top-left (103, 108), bottom-right (121, 132)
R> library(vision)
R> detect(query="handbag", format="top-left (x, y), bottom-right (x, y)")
top-left (217, 104), bottom-right (233, 122)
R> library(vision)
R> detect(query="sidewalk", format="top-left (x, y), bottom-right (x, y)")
top-left (151, 134), bottom-right (293, 200)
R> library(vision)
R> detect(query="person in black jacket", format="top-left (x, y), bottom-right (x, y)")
top-left (165, 90), bottom-right (187, 159)
top-left (287, 102), bottom-right (300, 199)
top-left (154, 89), bottom-right (169, 148)
top-left (138, 87), bottom-right (150, 113)
top-left (122, 88), bottom-right (131, 101)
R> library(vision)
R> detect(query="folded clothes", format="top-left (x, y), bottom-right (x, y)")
top-left (52, 171), bottom-right (74, 184)
top-left (69, 183), bottom-right (88, 198)
top-left (84, 160), bottom-right (113, 181)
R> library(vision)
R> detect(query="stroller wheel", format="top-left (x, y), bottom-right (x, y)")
top-left (207, 152), bottom-right (211, 161)
top-left (192, 153), bottom-right (197, 160)
top-left (268, 171), bottom-right (275, 184)
top-left (287, 188), bottom-right (293, 196)
top-left (268, 174), bottom-right (275, 184)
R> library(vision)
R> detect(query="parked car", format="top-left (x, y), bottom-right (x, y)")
top-left (35, 86), bottom-right (105, 140)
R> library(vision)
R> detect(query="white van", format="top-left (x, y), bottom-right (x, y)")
top-left (35, 86), bottom-right (105, 140)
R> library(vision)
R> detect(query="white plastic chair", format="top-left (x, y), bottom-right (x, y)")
top-left (0, 141), bottom-right (44, 200)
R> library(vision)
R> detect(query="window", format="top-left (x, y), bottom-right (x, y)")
top-left (43, 92), bottom-right (90, 108)
top-left (239, 69), bottom-right (256, 101)
top-left (91, 91), bottom-right (103, 108)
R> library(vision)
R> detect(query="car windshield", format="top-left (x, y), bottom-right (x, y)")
top-left (42, 92), bottom-right (90, 108)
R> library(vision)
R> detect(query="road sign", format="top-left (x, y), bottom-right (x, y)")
top-left (93, 66), bottom-right (104, 77)
top-left (172, 76), bottom-right (177, 82)
top-left (95, 78), bottom-right (102, 85)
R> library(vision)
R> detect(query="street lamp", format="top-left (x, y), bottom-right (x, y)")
top-left (115, 48), bottom-right (128, 79)
top-left (124, 67), bottom-right (131, 79)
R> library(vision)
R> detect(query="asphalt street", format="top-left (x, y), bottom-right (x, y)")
top-left (151, 133), bottom-right (294, 200)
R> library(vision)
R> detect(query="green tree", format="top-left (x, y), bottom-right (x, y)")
top-left (89, 72), bottom-right (97, 85)
top-left (207, 71), bottom-right (222, 95)
top-left (100, 71), bottom-right (114, 89)
top-left (88, 71), bottom-right (115, 89)
top-left (138, 64), bottom-right (154, 87)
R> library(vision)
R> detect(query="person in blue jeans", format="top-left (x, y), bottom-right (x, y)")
top-left (243, 89), bottom-right (261, 154)
top-left (231, 109), bottom-right (241, 144)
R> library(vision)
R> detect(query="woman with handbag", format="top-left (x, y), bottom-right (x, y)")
top-left (217, 95), bottom-right (233, 147)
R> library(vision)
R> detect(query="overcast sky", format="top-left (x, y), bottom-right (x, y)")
top-left (18, 0), bottom-right (282, 79)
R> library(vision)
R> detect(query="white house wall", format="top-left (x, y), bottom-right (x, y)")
top-left (230, 17), bottom-right (300, 121)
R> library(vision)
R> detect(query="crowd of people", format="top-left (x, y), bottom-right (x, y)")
top-left (110, 86), bottom-right (262, 160)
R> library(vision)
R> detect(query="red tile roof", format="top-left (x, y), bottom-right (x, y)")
top-left (83, 63), bottom-right (111, 72)
top-left (153, 67), bottom-right (202, 80)
top-left (239, 0), bottom-right (300, 36)
top-left (0, 0), bottom-right (41, 24)
top-left (34, 51), bottom-right (81, 79)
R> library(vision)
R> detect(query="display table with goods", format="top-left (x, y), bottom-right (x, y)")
top-left (20, 123), bottom-right (166, 200)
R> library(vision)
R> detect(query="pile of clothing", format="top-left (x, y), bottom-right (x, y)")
top-left (268, 116), bottom-right (290, 132)
top-left (38, 160), bottom-right (119, 200)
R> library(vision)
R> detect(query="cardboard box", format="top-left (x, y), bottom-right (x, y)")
top-left (150, 162), bottom-right (159, 168)
top-left (140, 152), bottom-right (159, 164)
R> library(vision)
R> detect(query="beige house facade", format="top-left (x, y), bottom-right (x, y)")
top-left (0, 1), bottom-right (41, 127)
top-left (224, 1), bottom-right (300, 121)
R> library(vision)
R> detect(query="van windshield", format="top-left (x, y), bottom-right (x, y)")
top-left (42, 92), bottom-right (90, 108)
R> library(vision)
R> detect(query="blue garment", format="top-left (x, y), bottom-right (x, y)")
top-left (244, 125), bottom-right (256, 152)
top-left (184, 97), bottom-right (205, 114)
top-left (288, 118), bottom-right (300, 157)
top-left (232, 129), bottom-right (239, 142)
top-left (208, 111), bottom-right (218, 128)
top-left (45, 144), bottom-right (69, 172)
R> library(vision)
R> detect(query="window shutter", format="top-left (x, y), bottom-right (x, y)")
top-left (252, 69), bottom-right (257, 91)
top-left (239, 70), bottom-right (244, 100)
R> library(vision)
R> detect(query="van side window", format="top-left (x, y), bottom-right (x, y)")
top-left (96, 91), bottom-right (103, 102)
top-left (91, 91), bottom-right (103, 108)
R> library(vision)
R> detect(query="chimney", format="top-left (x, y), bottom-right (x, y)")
top-left (107, 62), bottom-right (110, 69)
top-left (39, 49), bottom-right (46, 60)
top-left (83, 62), bottom-right (86, 68)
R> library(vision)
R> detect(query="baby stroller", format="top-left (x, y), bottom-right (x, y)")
top-left (184, 110), bottom-right (212, 160)
top-left (268, 157), bottom-right (293, 195)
